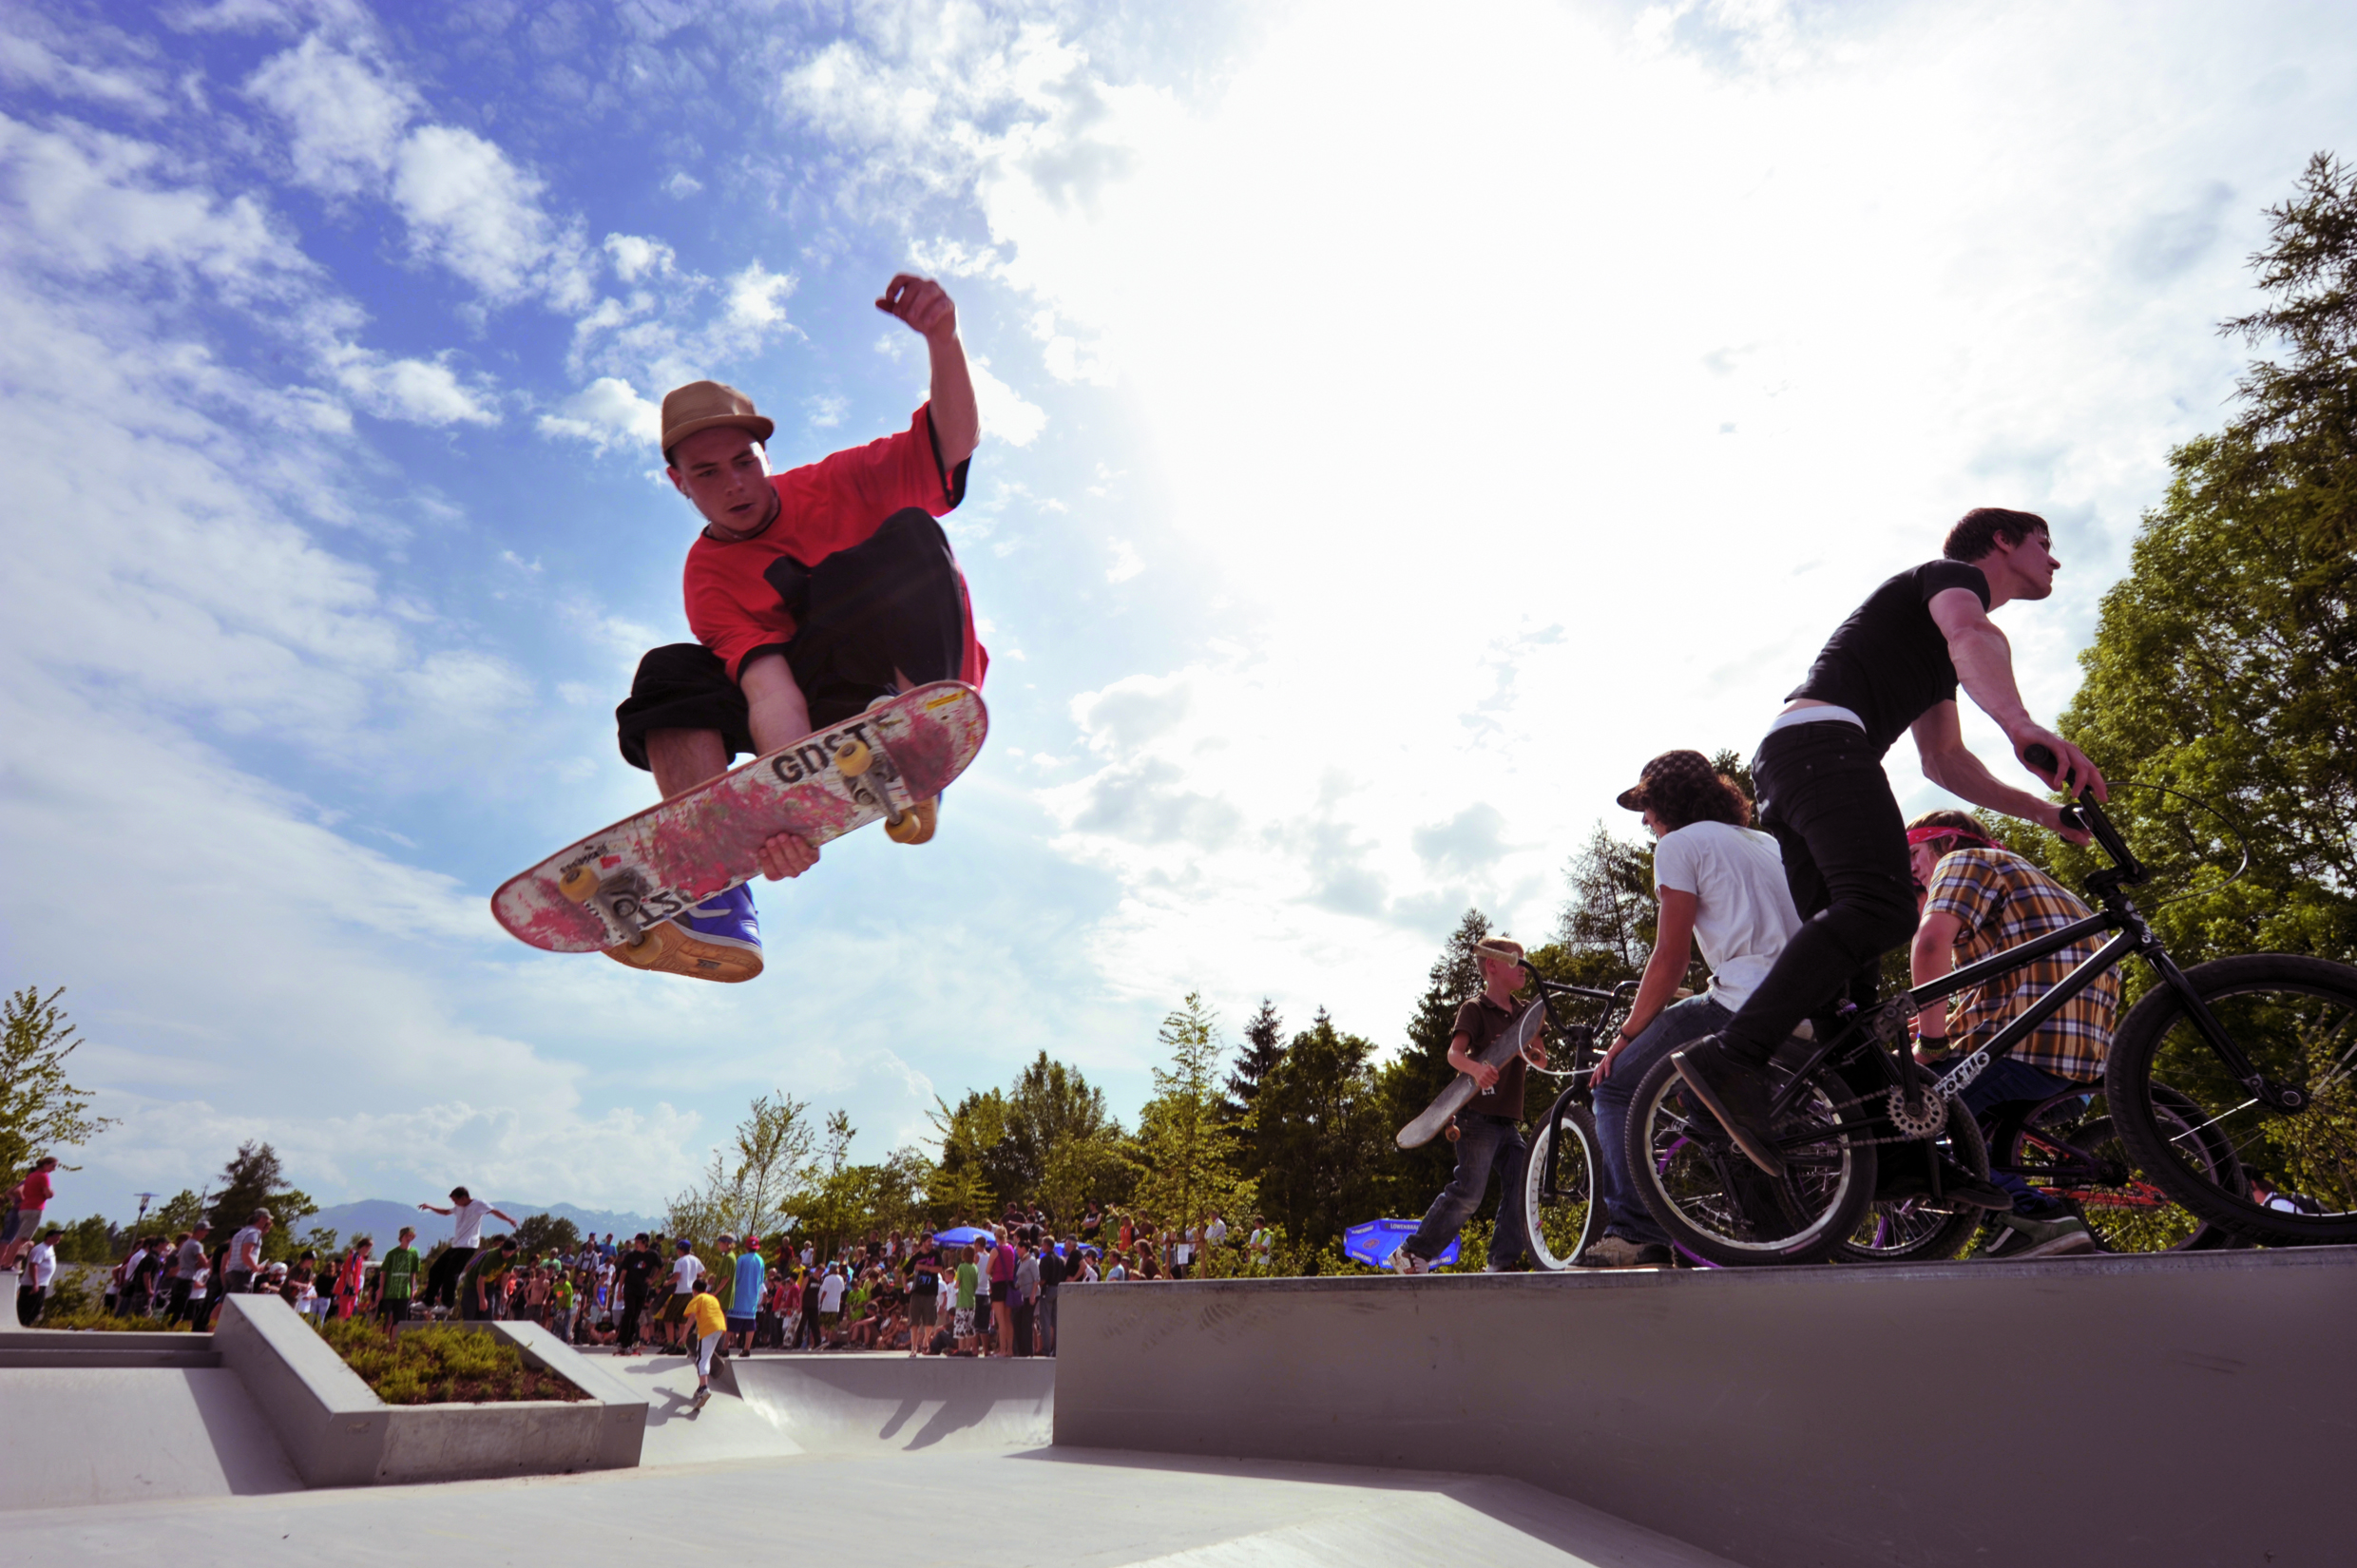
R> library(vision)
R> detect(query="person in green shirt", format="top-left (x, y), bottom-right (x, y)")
top-left (551, 1272), bottom-right (578, 1343)
top-left (374, 1227), bottom-right (423, 1347)
top-left (953, 1246), bottom-right (981, 1355)
top-left (457, 1236), bottom-right (519, 1322)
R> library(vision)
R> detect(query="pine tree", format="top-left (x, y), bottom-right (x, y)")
top-left (1553, 825), bottom-right (1656, 979)
top-left (1248, 1008), bottom-right (1386, 1251)
top-left (201, 1142), bottom-right (316, 1261)
top-left (1224, 999), bottom-right (1285, 1119)
top-left (1130, 992), bottom-right (1242, 1231)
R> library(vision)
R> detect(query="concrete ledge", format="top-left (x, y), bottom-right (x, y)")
top-left (1056, 1246), bottom-right (2357, 1568)
top-left (215, 1295), bottom-right (646, 1486)
top-left (488, 1319), bottom-right (647, 1470)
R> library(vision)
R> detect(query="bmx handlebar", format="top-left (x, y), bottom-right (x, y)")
top-left (2024, 743), bottom-right (2147, 884)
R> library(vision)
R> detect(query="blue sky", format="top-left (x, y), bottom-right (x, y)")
top-left (5, 0), bottom-right (2354, 1220)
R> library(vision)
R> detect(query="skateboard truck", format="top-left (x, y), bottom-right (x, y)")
top-left (833, 736), bottom-right (936, 845)
top-left (556, 864), bottom-right (663, 966)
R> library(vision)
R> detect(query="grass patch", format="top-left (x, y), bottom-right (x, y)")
top-left (318, 1316), bottom-right (590, 1405)
top-left (24, 1306), bottom-right (195, 1332)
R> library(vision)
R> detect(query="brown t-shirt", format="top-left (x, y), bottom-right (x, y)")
top-left (1453, 995), bottom-right (1533, 1123)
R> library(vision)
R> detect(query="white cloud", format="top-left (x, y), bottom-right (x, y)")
top-left (0, 22), bottom-right (170, 113)
top-left (243, 33), bottom-right (418, 195)
top-left (330, 349), bottom-right (499, 426)
top-left (604, 232), bottom-right (676, 283)
top-left (663, 170), bottom-right (702, 199)
top-left (783, 0), bottom-right (2357, 1038)
top-left (968, 354), bottom-right (1046, 447)
top-left (391, 124), bottom-right (560, 301)
top-left (538, 374), bottom-right (661, 453)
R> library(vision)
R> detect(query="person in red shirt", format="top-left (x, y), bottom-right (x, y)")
top-left (1, 1157), bottom-right (58, 1270)
top-left (608, 273), bottom-right (984, 981)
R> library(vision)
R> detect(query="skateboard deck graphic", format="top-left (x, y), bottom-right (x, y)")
top-left (1396, 1003), bottom-right (1546, 1149)
top-left (492, 680), bottom-right (987, 955)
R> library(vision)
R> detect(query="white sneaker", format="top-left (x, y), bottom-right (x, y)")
top-left (1389, 1246), bottom-right (1431, 1274)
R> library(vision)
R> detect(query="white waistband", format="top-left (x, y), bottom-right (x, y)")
top-left (1762, 703), bottom-right (1866, 739)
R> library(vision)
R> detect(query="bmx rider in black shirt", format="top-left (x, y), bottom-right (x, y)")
top-left (1671, 508), bottom-right (2106, 1182)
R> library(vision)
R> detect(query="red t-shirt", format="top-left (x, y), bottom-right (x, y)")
top-left (682, 404), bottom-right (987, 686)
top-left (17, 1170), bottom-right (52, 1208)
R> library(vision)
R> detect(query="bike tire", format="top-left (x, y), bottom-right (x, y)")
top-left (1524, 1093), bottom-right (1601, 1271)
top-left (1991, 1087), bottom-right (2243, 1252)
top-left (1833, 1099), bottom-right (1989, 1264)
top-left (1625, 1050), bottom-right (1877, 1266)
top-left (2107, 952), bottom-right (2357, 1246)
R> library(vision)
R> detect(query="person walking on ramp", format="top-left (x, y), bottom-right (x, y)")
top-left (606, 273), bottom-right (985, 981)
top-left (1670, 508), bottom-right (2105, 1178)
top-left (1393, 937), bottom-right (1548, 1273)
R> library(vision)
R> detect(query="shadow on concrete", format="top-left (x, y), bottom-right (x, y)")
top-left (186, 1370), bottom-right (307, 1496)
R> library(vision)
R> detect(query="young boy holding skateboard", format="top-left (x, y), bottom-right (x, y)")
top-left (1393, 937), bottom-right (1549, 1274)
top-left (609, 273), bottom-right (986, 981)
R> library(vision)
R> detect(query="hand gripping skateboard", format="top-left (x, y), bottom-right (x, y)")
top-left (491, 681), bottom-right (987, 976)
top-left (1396, 1002), bottom-right (1547, 1149)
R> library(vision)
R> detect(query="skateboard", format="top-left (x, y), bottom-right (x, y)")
top-left (1395, 1002), bottom-right (1548, 1149)
top-left (491, 681), bottom-right (987, 975)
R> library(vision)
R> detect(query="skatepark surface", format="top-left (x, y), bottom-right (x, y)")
top-left (2, 1345), bottom-right (1732, 1567)
top-left (6, 1247), bottom-right (2346, 1565)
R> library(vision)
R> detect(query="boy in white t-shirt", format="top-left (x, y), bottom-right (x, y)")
top-left (1581, 751), bottom-right (1801, 1268)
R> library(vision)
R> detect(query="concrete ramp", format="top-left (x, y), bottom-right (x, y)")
top-left (723, 1352), bottom-right (1053, 1454)
top-left (593, 1351), bottom-right (808, 1466)
top-left (0, 1366), bottom-right (300, 1509)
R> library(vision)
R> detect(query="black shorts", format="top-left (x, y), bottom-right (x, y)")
top-left (614, 507), bottom-right (968, 771)
top-left (989, 1280), bottom-right (1010, 1305)
top-left (378, 1295), bottom-right (411, 1324)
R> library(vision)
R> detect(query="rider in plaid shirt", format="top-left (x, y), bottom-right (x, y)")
top-left (1907, 810), bottom-right (2115, 1255)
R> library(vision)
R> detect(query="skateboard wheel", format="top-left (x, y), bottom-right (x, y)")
top-left (885, 799), bottom-right (937, 845)
top-left (1444, 1117), bottom-right (1462, 1143)
top-left (834, 738), bottom-right (872, 777)
top-left (614, 933), bottom-right (664, 968)
top-left (558, 866), bottom-right (600, 903)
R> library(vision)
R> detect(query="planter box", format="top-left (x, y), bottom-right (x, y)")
top-left (215, 1295), bottom-right (645, 1486)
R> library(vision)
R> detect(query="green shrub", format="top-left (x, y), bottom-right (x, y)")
top-left (316, 1316), bottom-right (587, 1405)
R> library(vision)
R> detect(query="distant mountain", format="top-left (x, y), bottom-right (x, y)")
top-left (305, 1198), bottom-right (663, 1249)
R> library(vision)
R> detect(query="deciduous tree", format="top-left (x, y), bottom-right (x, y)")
top-left (0, 985), bottom-right (115, 1180)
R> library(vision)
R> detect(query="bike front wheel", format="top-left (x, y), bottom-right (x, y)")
top-left (2108, 953), bottom-right (2357, 1245)
top-left (1524, 1094), bottom-right (1600, 1271)
top-left (1627, 1051), bottom-right (1877, 1266)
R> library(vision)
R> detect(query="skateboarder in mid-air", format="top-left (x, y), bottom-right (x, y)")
top-left (609, 273), bottom-right (986, 980)
top-left (1393, 938), bottom-right (1549, 1274)
top-left (1669, 508), bottom-right (2105, 1181)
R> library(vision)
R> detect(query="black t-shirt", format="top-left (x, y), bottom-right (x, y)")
top-left (910, 1254), bottom-right (940, 1294)
top-left (619, 1248), bottom-right (659, 1291)
top-left (1038, 1250), bottom-right (1064, 1292)
top-left (1454, 995), bottom-right (1534, 1122)
top-left (1787, 561), bottom-right (1991, 755)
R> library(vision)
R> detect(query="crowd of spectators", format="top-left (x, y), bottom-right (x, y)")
top-left (8, 1163), bottom-right (1285, 1342)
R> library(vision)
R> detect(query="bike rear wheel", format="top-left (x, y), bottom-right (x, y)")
top-left (1524, 1094), bottom-right (1600, 1271)
top-left (2107, 953), bottom-right (2357, 1245)
top-left (1627, 1051), bottom-right (1876, 1266)
top-left (1834, 1099), bottom-right (1989, 1263)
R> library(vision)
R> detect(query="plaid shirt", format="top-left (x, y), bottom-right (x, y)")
top-left (1924, 849), bottom-right (2117, 1082)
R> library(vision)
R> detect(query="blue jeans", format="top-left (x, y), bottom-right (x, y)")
top-left (1955, 1056), bottom-right (2083, 1214)
top-left (1405, 1114), bottom-right (1529, 1270)
top-left (1592, 995), bottom-right (1733, 1247)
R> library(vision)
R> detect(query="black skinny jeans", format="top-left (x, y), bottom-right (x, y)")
top-left (1721, 719), bottom-right (1919, 1064)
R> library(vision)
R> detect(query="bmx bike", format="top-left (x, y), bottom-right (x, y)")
top-left (1625, 746), bottom-right (2357, 1266)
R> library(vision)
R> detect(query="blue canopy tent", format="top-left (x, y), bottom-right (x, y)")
top-left (931, 1226), bottom-right (993, 1248)
top-left (1343, 1219), bottom-right (1459, 1271)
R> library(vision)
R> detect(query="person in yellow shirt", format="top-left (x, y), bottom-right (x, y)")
top-left (686, 1285), bottom-right (728, 1409)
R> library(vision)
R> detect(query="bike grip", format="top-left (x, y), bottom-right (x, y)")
top-left (2024, 742), bottom-right (2059, 774)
